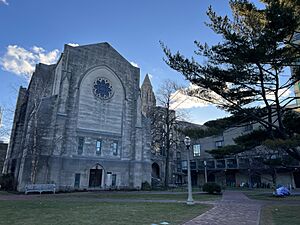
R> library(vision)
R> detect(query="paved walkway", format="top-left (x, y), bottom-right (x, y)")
top-left (183, 191), bottom-right (261, 225)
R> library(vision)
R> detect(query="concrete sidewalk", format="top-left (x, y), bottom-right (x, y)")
top-left (182, 191), bottom-right (261, 225)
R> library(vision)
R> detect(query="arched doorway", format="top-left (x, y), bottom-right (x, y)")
top-left (89, 164), bottom-right (104, 188)
top-left (152, 163), bottom-right (160, 179)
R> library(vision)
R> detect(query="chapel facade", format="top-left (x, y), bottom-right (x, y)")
top-left (3, 43), bottom-right (152, 191)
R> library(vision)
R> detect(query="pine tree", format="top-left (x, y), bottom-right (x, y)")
top-left (162, 0), bottom-right (300, 160)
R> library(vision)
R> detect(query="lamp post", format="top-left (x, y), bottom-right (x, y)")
top-left (204, 160), bottom-right (208, 183)
top-left (184, 136), bottom-right (194, 205)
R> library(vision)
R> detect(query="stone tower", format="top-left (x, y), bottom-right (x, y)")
top-left (141, 74), bottom-right (156, 116)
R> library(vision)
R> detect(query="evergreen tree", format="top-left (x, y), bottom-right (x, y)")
top-left (162, 0), bottom-right (300, 160)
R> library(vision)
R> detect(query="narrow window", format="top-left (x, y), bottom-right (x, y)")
top-left (96, 140), bottom-right (102, 155)
top-left (182, 160), bottom-right (187, 170)
top-left (190, 161), bottom-right (196, 170)
top-left (111, 141), bottom-right (118, 156)
top-left (112, 174), bottom-right (117, 187)
top-left (74, 173), bottom-right (81, 188)
top-left (78, 137), bottom-right (84, 155)
top-left (215, 140), bottom-right (223, 148)
top-left (193, 144), bottom-right (201, 157)
top-left (11, 159), bottom-right (17, 174)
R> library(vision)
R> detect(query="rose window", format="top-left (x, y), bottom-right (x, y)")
top-left (93, 77), bottom-right (114, 100)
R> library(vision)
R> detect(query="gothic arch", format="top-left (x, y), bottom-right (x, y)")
top-left (76, 65), bottom-right (125, 134)
top-left (152, 163), bottom-right (160, 179)
top-left (88, 163), bottom-right (105, 188)
top-left (78, 65), bottom-right (127, 99)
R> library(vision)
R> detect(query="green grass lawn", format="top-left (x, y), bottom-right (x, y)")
top-left (244, 191), bottom-right (300, 201)
top-left (49, 192), bottom-right (221, 202)
top-left (260, 205), bottom-right (300, 225)
top-left (0, 200), bottom-right (211, 225)
top-left (0, 191), bottom-right (12, 195)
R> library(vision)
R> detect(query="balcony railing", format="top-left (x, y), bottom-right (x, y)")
top-left (179, 156), bottom-right (300, 172)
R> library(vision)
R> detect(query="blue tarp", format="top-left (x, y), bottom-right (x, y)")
top-left (274, 186), bottom-right (290, 196)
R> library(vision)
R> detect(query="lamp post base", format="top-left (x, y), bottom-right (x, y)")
top-left (187, 199), bottom-right (194, 205)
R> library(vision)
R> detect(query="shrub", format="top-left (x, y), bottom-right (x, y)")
top-left (0, 173), bottom-right (16, 191)
top-left (141, 181), bottom-right (152, 191)
top-left (202, 182), bottom-right (221, 194)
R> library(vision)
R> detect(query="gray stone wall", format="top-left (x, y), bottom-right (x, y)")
top-left (0, 143), bottom-right (8, 174)
top-left (3, 86), bottom-right (28, 175)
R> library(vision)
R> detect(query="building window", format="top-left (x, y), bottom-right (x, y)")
top-left (215, 140), bottom-right (223, 148)
top-left (11, 159), bottom-right (17, 174)
top-left (193, 144), bottom-right (201, 157)
top-left (78, 137), bottom-right (84, 155)
top-left (96, 140), bottom-right (102, 155)
top-left (182, 160), bottom-right (187, 170)
top-left (74, 173), bottom-right (81, 188)
top-left (111, 141), bottom-right (118, 156)
top-left (112, 174), bottom-right (117, 187)
top-left (190, 161), bottom-right (196, 170)
top-left (176, 151), bottom-right (181, 159)
top-left (216, 159), bottom-right (225, 168)
top-left (177, 162), bottom-right (182, 172)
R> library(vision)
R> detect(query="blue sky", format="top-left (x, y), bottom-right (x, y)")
top-left (0, 0), bottom-right (243, 140)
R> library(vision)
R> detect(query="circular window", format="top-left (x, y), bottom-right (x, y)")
top-left (93, 77), bottom-right (114, 100)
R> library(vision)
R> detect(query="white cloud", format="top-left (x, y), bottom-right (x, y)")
top-left (170, 86), bottom-right (209, 110)
top-left (0, 45), bottom-right (59, 80)
top-left (0, 135), bottom-right (10, 143)
top-left (0, 0), bottom-right (8, 5)
top-left (169, 83), bottom-right (228, 110)
top-left (130, 61), bottom-right (139, 68)
top-left (266, 88), bottom-right (292, 101)
top-left (67, 43), bottom-right (80, 47)
top-left (280, 88), bottom-right (292, 98)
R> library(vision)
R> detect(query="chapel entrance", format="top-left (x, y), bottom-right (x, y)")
top-left (89, 169), bottom-right (102, 187)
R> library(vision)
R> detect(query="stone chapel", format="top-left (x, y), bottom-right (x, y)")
top-left (3, 43), bottom-right (152, 191)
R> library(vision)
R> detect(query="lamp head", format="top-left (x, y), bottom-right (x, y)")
top-left (184, 136), bottom-right (191, 147)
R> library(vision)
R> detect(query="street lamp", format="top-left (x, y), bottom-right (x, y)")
top-left (184, 136), bottom-right (194, 205)
top-left (204, 160), bottom-right (208, 183)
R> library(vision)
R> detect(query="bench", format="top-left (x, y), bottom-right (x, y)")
top-left (25, 184), bottom-right (56, 194)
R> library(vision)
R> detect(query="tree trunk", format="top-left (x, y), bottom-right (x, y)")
top-left (272, 168), bottom-right (277, 192)
top-left (164, 107), bottom-right (170, 188)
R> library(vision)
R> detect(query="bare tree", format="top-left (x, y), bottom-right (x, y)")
top-left (24, 72), bottom-right (53, 184)
top-left (150, 80), bottom-right (186, 187)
